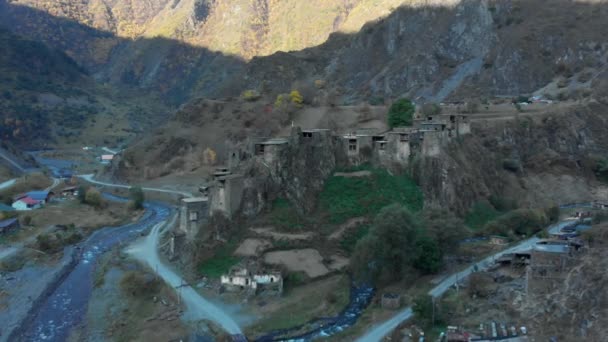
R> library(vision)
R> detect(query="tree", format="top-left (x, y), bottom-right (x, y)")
top-left (388, 98), bottom-right (415, 128)
top-left (289, 90), bottom-right (304, 106)
top-left (77, 185), bottom-right (87, 203)
top-left (85, 188), bottom-right (104, 208)
top-left (412, 295), bottom-right (435, 326)
top-left (413, 236), bottom-right (443, 274)
top-left (129, 186), bottom-right (145, 210)
top-left (351, 204), bottom-right (419, 283)
top-left (241, 89), bottom-right (261, 101)
top-left (422, 209), bottom-right (468, 253)
top-left (202, 147), bottom-right (217, 165)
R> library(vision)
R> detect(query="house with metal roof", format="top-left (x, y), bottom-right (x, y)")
top-left (12, 196), bottom-right (42, 211)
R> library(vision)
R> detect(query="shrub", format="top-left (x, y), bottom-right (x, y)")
top-left (289, 90), bottom-right (304, 106)
top-left (502, 159), bottom-right (520, 172)
top-left (413, 236), bottom-right (443, 274)
top-left (314, 79), bottom-right (326, 89)
top-left (241, 89), bottom-right (261, 102)
top-left (489, 195), bottom-right (517, 212)
top-left (129, 186), bottom-right (144, 210)
top-left (85, 188), bottom-right (105, 208)
top-left (387, 98), bottom-right (415, 128)
top-left (120, 271), bottom-right (161, 297)
top-left (22, 215), bottom-right (32, 226)
top-left (465, 201), bottom-right (501, 231)
top-left (483, 209), bottom-right (548, 237)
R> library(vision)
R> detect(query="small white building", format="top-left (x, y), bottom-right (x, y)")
top-left (220, 265), bottom-right (283, 295)
top-left (12, 197), bottom-right (42, 211)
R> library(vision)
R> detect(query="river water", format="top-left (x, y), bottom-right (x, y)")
top-left (12, 197), bottom-right (171, 341)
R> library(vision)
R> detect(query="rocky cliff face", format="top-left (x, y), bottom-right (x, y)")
top-left (414, 101), bottom-right (608, 215)
top-left (3, 0), bottom-right (607, 106)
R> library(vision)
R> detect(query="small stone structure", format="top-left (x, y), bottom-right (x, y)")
top-left (489, 235), bottom-right (509, 246)
top-left (208, 167), bottom-right (245, 218)
top-left (178, 197), bottom-right (207, 241)
top-left (254, 138), bottom-right (289, 166)
top-left (220, 263), bottom-right (283, 296)
top-left (381, 293), bottom-right (402, 309)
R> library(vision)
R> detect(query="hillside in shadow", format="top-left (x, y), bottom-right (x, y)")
top-left (2, 0), bottom-right (608, 108)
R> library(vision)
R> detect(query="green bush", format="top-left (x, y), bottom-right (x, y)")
top-left (268, 198), bottom-right (306, 231)
top-left (465, 201), bottom-right (501, 231)
top-left (120, 271), bottom-right (161, 297)
top-left (483, 209), bottom-right (548, 237)
top-left (413, 236), bottom-right (443, 274)
top-left (387, 98), bottom-right (415, 128)
top-left (351, 205), bottom-right (420, 283)
top-left (340, 224), bottom-right (370, 255)
top-left (198, 242), bottom-right (239, 278)
top-left (319, 166), bottom-right (423, 224)
top-left (129, 186), bottom-right (145, 210)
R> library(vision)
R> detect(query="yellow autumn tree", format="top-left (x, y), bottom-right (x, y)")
top-left (290, 90), bottom-right (304, 106)
top-left (203, 147), bottom-right (217, 165)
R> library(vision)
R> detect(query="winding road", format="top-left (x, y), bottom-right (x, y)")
top-left (0, 178), bottom-right (16, 191)
top-left (79, 174), bottom-right (195, 198)
top-left (126, 215), bottom-right (242, 335)
top-left (356, 237), bottom-right (541, 341)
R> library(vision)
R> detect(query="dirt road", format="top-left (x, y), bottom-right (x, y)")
top-left (126, 215), bottom-right (242, 335)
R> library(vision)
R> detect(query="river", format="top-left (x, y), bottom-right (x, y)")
top-left (11, 196), bottom-right (171, 341)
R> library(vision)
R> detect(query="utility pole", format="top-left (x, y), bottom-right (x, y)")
top-left (432, 296), bottom-right (436, 328)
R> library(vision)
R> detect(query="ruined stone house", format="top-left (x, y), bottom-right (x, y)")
top-left (220, 264), bottom-right (283, 296)
top-left (178, 197), bottom-right (208, 241)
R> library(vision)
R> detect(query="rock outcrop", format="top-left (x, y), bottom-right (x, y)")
top-left (414, 101), bottom-right (608, 215)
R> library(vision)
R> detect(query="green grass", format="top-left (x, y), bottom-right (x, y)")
top-left (268, 198), bottom-right (307, 231)
top-left (464, 201), bottom-right (502, 231)
top-left (319, 166), bottom-right (423, 224)
top-left (198, 242), bottom-right (239, 278)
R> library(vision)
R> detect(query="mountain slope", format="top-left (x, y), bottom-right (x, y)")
top-left (0, 27), bottom-right (167, 148)
top-left (3, 0), bottom-right (607, 106)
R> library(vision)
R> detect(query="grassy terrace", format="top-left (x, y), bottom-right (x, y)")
top-left (319, 165), bottom-right (423, 224)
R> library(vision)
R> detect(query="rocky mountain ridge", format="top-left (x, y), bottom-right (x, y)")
top-left (2, 0), bottom-right (607, 106)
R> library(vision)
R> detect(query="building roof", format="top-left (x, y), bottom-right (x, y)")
top-left (26, 191), bottom-right (50, 201)
top-left (61, 186), bottom-right (78, 192)
top-left (0, 203), bottom-right (15, 211)
top-left (182, 197), bottom-right (207, 203)
top-left (0, 218), bottom-right (18, 228)
top-left (101, 154), bottom-right (114, 160)
top-left (17, 197), bottom-right (41, 205)
top-left (259, 138), bottom-right (288, 145)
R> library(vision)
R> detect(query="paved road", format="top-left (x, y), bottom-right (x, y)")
top-left (45, 178), bottom-right (61, 192)
top-left (0, 148), bottom-right (26, 173)
top-left (78, 174), bottom-right (195, 198)
top-left (356, 236), bottom-right (540, 342)
top-left (126, 215), bottom-right (243, 335)
top-left (0, 178), bottom-right (16, 191)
